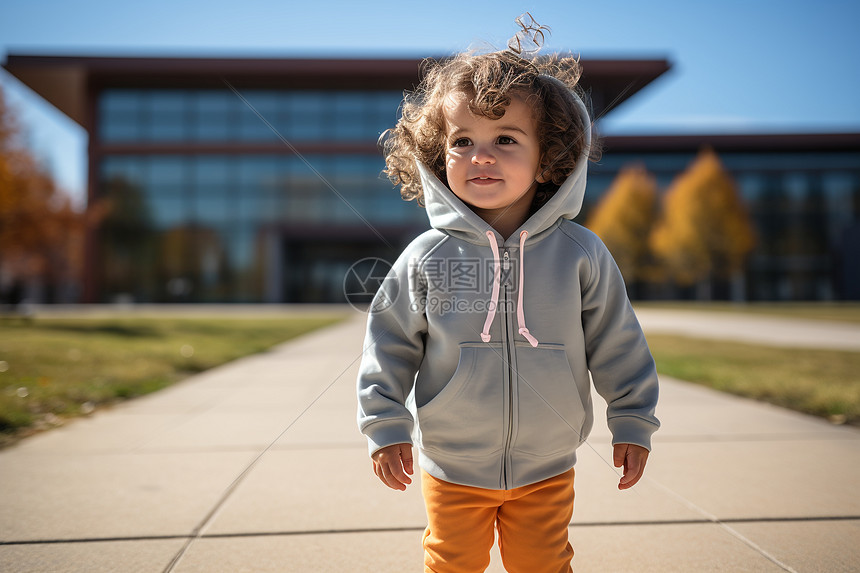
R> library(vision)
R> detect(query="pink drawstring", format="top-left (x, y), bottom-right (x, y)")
top-left (480, 230), bottom-right (539, 347)
top-left (517, 230), bottom-right (539, 347)
top-left (480, 231), bottom-right (501, 343)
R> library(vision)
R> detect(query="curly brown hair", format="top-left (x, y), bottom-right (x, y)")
top-left (380, 49), bottom-right (601, 207)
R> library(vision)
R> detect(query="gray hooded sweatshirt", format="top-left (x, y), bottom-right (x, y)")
top-left (356, 96), bottom-right (659, 490)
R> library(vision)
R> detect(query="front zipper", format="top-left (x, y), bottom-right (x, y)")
top-left (501, 250), bottom-right (515, 489)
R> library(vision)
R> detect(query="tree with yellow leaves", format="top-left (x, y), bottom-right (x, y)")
top-left (649, 148), bottom-right (755, 288)
top-left (585, 164), bottom-right (658, 285)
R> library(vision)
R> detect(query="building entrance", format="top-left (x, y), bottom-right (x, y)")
top-left (278, 239), bottom-right (400, 303)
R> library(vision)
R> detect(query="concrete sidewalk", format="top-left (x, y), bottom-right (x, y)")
top-left (1, 311), bottom-right (858, 572)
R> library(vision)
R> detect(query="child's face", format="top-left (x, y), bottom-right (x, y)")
top-left (442, 91), bottom-right (545, 215)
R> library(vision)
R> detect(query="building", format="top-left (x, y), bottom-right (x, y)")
top-left (591, 133), bottom-right (860, 300)
top-left (3, 54), bottom-right (859, 302)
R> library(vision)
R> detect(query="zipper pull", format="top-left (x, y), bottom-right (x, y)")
top-left (502, 251), bottom-right (510, 271)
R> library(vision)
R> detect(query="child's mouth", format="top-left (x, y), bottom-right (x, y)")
top-left (469, 177), bottom-right (501, 185)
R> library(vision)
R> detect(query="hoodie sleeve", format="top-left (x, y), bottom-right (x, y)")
top-left (580, 236), bottom-right (660, 451)
top-left (356, 248), bottom-right (428, 457)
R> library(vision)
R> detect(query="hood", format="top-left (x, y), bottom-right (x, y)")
top-left (418, 87), bottom-right (592, 246)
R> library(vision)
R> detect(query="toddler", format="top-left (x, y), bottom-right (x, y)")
top-left (356, 18), bottom-right (659, 573)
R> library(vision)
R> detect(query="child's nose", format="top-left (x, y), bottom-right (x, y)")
top-left (471, 147), bottom-right (496, 165)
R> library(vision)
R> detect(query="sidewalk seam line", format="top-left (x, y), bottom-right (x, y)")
top-left (161, 321), bottom-right (381, 573)
top-left (646, 477), bottom-right (800, 573)
top-left (6, 516), bottom-right (860, 546)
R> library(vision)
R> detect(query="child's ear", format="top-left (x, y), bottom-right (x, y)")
top-left (536, 164), bottom-right (550, 184)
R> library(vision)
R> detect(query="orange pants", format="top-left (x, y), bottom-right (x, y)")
top-left (421, 468), bottom-right (575, 573)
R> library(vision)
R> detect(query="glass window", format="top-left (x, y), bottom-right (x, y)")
top-left (331, 156), bottom-right (374, 214)
top-left (823, 173), bottom-right (855, 214)
top-left (100, 117), bottom-right (141, 141)
top-left (148, 156), bottom-right (186, 189)
top-left (286, 92), bottom-right (327, 140)
top-left (101, 156), bottom-right (146, 186)
top-left (148, 119), bottom-right (185, 141)
top-left (285, 155), bottom-right (329, 222)
top-left (238, 156), bottom-right (281, 191)
top-left (147, 195), bottom-right (188, 230)
top-left (738, 173), bottom-right (766, 203)
top-left (191, 226), bottom-right (233, 302)
top-left (332, 92), bottom-right (367, 140)
top-left (98, 88), bottom-right (405, 143)
top-left (238, 89), bottom-right (286, 141)
top-left (143, 91), bottom-right (189, 141)
top-left (235, 194), bottom-right (279, 224)
top-left (227, 229), bottom-right (254, 269)
top-left (192, 155), bottom-right (232, 186)
top-left (99, 90), bottom-right (144, 142)
top-left (725, 152), bottom-right (860, 172)
top-left (823, 172), bottom-right (857, 245)
top-left (241, 90), bottom-right (281, 116)
top-left (237, 195), bottom-right (264, 225)
top-left (148, 91), bottom-right (186, 113)
top-left (101, 90), bottom-right (142, 113)
top-left (192, 91), bottom-right (234, 140)
top-left (193, 194), bottom-right (233, 227)
top-left (147, 118), bottom-right (186, 141)
top-left (593, 153), bottom-right (695, 174)
top-left (370, 91), bottom-right (404, 133)
top-left (237, 95), bottom-right (279, 141)
top-left (783, 173), bottom-right (808, 207)
top-left (231, 229), bottom-right (263, 301)
top-left (196, 90), bottom-right (233, 114)
top-left (96, 147), bottom-right (431, 302)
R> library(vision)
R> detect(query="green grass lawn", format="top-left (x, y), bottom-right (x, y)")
top-left (2, 304), bottom-right (857, 447)
top-left (635, 301), bottom-right (860, 324)
top-left (646, 334), bottom-right (860, 425)
top-left (0, 314), bottom-right (345, 446)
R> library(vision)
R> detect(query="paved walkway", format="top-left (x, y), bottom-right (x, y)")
top-left (1, 309), bottom-right (859, 572)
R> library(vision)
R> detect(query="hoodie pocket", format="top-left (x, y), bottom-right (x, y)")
top-left (511, 343), bottom-right (586, 458)
top-left (417, 342), bottom-right (506, 459)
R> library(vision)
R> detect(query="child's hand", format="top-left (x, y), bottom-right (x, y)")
top-left (371, 443), bottom-right (414, 491)
top-left (613, 443), bottom-right (649, 490)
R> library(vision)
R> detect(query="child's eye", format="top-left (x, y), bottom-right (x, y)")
top-left (497, 136), bottom-right (517, 145)
top-left (451, 137), bottom-right (472, 147)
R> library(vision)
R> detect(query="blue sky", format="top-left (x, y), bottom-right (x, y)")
top-left (1, 0), bottom-right (859, 205)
